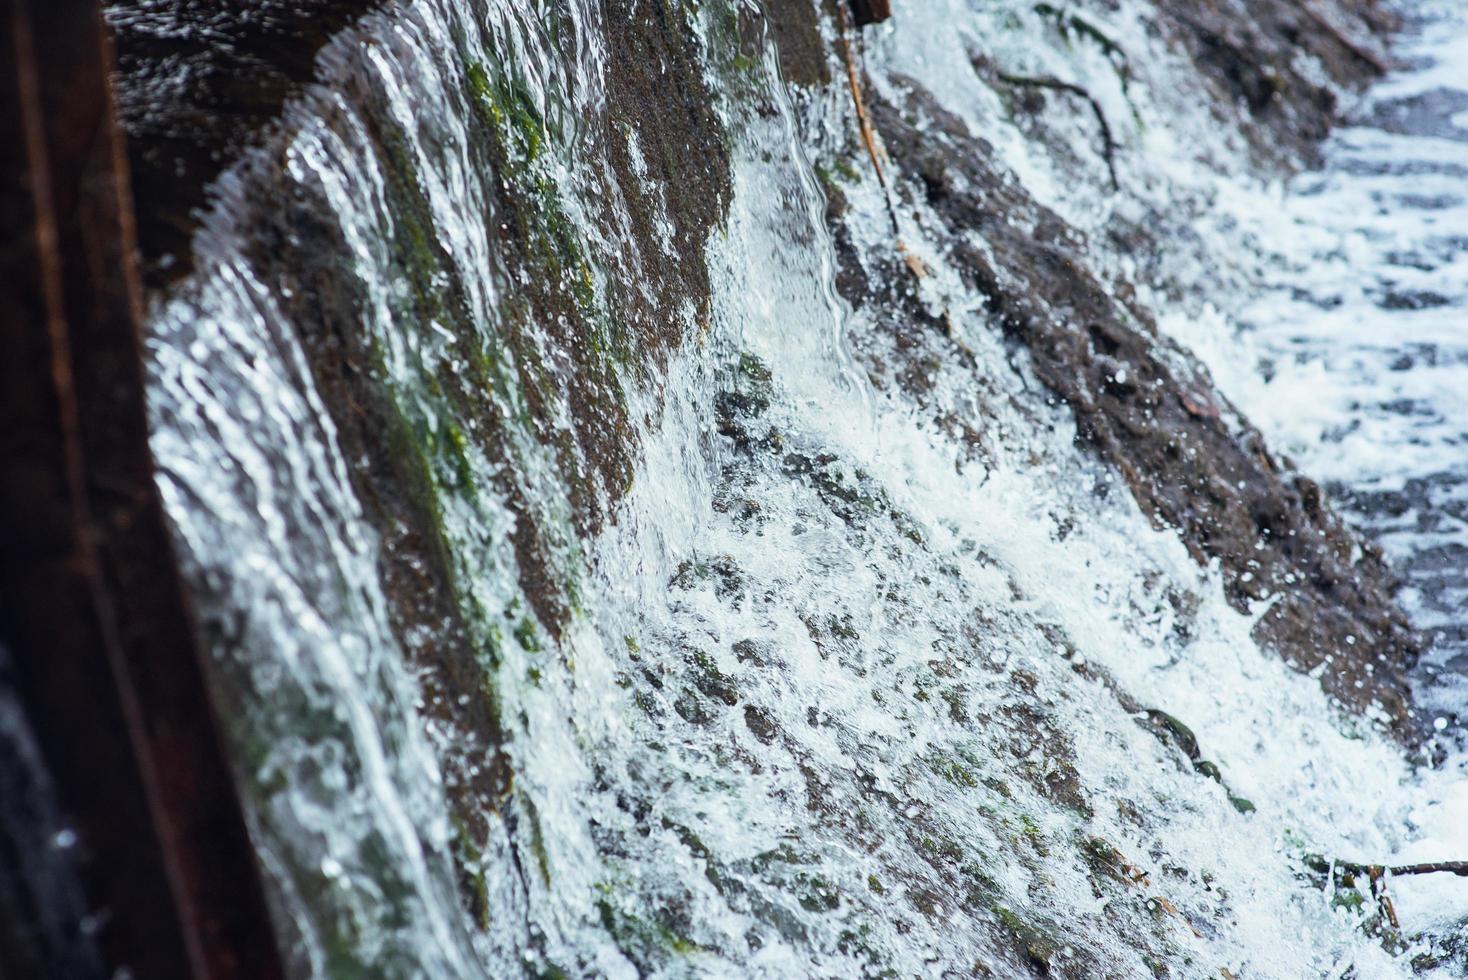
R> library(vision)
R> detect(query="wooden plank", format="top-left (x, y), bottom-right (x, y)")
top-left (0, 3), bottom-right (284, 977)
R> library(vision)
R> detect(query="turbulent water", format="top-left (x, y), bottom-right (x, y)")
top-left (1174, 0), bottom-right (1468, 719)
top-left (140, 0), bottom-right (1468, 976)
top-left (1166, 0), bottom-right (1468, 959)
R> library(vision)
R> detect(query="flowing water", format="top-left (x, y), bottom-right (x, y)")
top-left (140, 0), bottom-right (1468, 975)
top-left (1177, 0), bottom-right (1468, 721)
top-left (1166, 0), bottom-right (1468, 958)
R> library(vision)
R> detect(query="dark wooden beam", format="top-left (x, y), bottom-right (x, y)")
top-left (0, 2), bottom-right (284, 976)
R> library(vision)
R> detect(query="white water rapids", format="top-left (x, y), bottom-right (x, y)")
top-left (141, 0), bottom-right (1468, 975)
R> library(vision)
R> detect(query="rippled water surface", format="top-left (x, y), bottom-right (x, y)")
top-left (1176, 0), bottom-right (1468, 952)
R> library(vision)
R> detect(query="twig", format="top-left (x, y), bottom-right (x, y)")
top-left (833, 0), bottom-right (901, 234)
top-left (996, 72), bottom-right (1120, 191)
top-left (1325, 858), bottom-right (1468, 879)
top-left (1310, 851), bottom-right (1468, 927)
top-left (1389, 861), bottom-right (1468, 877)
top-left (1368, 866), bottom-right (1401, 930)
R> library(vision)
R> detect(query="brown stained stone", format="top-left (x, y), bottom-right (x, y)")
top-left (766, 0), bottom-right (833, 88)
top-left (847, 0), bottom-right (891, 28)
top-left (1146, 0), bottom-right (1395, 168)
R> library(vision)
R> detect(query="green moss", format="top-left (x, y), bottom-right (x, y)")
top-left (461, 55), bottom-right (636, 568)
top-left (959, 862), bottom-right (1000, 911)
top-left (892, 509), bottom-right (926, 546)
top-left (867, 874), bottom-right (886, 895)
top-left (594, 882), bottom-right (701, 960)
top-left (983, 776), bottom-right (1013, 799)
top-left (465, 60), bottom-right (493, 108)
top-left (826, 614), bottom-right (860, 642)
top-left (796, 873), bottom-right (841, 912)
top-left (1228, 794), bottom-right (1257, 815)
top-left (685, 648), bottom-right (739, 705)
top-left (1145, 708), bottom-right (1200, 759)
top-left (748, 842), bottom-right (813, 871)
top-left (918, 834), bottom-right (965, 863)
top-left (513, 617), bottom-right (541, 654)
top-left (524, 798), bottom-right (552, 885)
top-left (737, 350), bottom-right (772, 384)
top-left (995, 905), bottom-right (1056, 970)
top-left (661, 818), bottom-right (728, 893)
top-left (1192, 759), bottom-right (1222, 782)
top-left (693, 0), bottom-right (774, 107)
top-left (451, 817), bottom-right (491, 930)
top-left (1082, 835), bottom-right (1117, 865)
top-left (524, 963), bottom-right (571, 980)
top-left (932, 757), bottom-right (981, 789)
top-left (439, 420), bottom-right (478, 498)
top-left (465, 60), bottom-right (545, 164)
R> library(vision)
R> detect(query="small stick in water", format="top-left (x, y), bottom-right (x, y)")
top-left (996, 72), bottom-right (1120, 192)
top-left (833, 0), bottom-right (901, 235)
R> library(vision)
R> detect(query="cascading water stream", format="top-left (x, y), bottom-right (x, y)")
top-left (146, 1), bottom-right (610, 972)
top-left (136, 0), bottom-right (1468, 975)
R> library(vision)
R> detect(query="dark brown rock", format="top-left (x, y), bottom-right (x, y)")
top-left (1147, 0), bottom-right (1395, 167)
top-left (763, 0), bottom-right (1419, 735)
top-left (848, 0), bottom-right (891, 28)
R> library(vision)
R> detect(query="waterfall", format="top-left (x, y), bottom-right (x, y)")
top-left (135, 0), bottom-right (1468, 974)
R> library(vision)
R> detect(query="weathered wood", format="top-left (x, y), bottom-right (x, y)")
top-left (0, 2), bottom-right (284, 977)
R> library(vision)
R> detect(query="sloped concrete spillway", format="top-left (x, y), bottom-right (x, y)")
top-left (113, 0), bottom-right (1468, 975)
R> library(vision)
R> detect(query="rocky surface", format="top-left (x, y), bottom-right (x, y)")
top-left (110, 0), bottom-right (1420, 730)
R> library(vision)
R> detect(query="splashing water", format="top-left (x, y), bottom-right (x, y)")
top-left (1161, 0), bottom-right (1468, 950)
top-left (141, 0), bottom-right (1468, 975)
